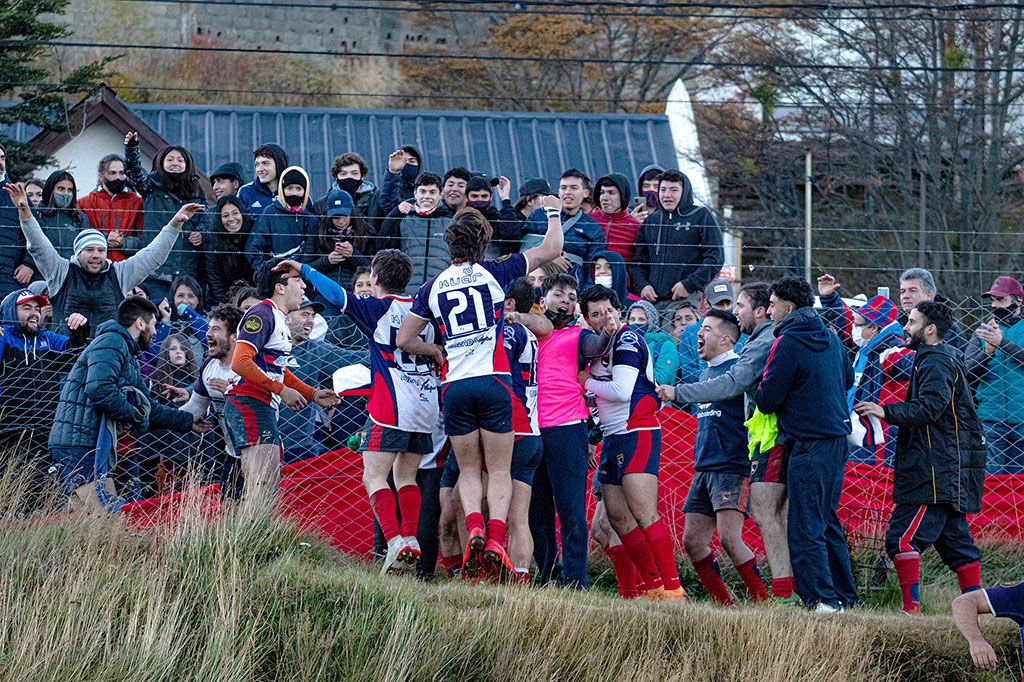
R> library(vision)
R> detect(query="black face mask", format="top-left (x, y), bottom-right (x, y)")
top-left (284, 194), bottom-right (304, 208)
top-left (993, 306), bottom-right (1016, 323)
top-left (467, 200), bottom-right (490, 211)
top-left (337, 178), bottom-right (361, 195)
top-left (164, 170), bottom-right (187, 181)
top-left (544, 309), bottom-right (575, 329)
top-left (105, 178), bottom-right (126, 195)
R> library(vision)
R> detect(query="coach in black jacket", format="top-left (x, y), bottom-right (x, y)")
top-left (855, 301), bottom-right (986, 615)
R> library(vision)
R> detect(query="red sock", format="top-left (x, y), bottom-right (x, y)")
top-left (513, 569), bottom-right (531, 586)
top-left (605, 544), bottom-right (640, 598)
top-left (465, 511), bottom-right (484, 536)
top-left (893, 551), bottom-right (921, 613)
top-left (771, 576), bottom-right (794, 599)
top-left (736, 559), bottom-right (769, 602)
top-left (441, 554), bottom-right (462, 573)
top-left (397, 485), bottom-right (421, 538)
top-left (692, 553), bottom-right (733, 605)
top-left (369, 489), bottom-right (400, 540)
top-left (619, 526), bottom-right (663, 590)
top-left (632, 561), bottom-right (647, 592)
top-left (486, 519), bottom-right (508, 548)
top-left (956, 561), bottom-right (981, 594)
top-left (642, 519), bottom-right (681, 591)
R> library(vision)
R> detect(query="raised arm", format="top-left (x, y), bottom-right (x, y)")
top-left (5, 183), bottom-right (68, 290)
top-left (522, 195), bottom-right (565, 272)
top-left (114, 203), bottom-right (204, 292)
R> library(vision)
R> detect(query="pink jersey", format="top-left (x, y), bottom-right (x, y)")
top-left (537, 326), bottom-right (592, 428)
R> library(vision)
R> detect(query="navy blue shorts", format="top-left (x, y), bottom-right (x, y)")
top-left (359, 418), bottom-right (433, 455)
top-left (440, 375), bottom-right (513, 437)
top-left (225, 394), bottom-right (280, 452)
top-left (440, 452), bottom-right (460, 489)
top-left (512, 435), bottom-right (542, 486)
top-left (683, 470), bottom-right (751, 517)
top-left (749, 442), bottom-right (788, 485)
top-left (597, 429), bottom-right (661, 485)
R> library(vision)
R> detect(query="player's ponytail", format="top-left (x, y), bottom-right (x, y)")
top-left (444, 208), bottom-right (493, 264)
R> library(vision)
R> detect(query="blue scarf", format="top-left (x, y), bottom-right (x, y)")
top-left (847, 320), bottom-right (903, 410)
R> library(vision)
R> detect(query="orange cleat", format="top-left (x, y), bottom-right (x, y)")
top-left (461, 528), bottom-right (486, 579)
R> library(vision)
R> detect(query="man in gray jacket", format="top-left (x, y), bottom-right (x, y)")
top-left (4, 182), bottom-right (203, 339)
top-left (655, 282), bottom-right (796, 602)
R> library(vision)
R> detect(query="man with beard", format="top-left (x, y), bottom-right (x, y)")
top-left (280, 295), bottom-right (335, 465)
top-left (49, 296), bottom-right (212, 511)
top-left (855, 301), bottom-right (987, 614)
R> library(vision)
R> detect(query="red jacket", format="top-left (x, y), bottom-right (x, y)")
top-left (78, 188), bottom-right (143, 262)
top-left (589, 208), bottom-right (640, 263)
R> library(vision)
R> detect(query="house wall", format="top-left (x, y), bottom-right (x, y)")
top-left (34, 119), bottom-right (152, 195)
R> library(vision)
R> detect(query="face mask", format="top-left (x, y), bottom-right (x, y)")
top-left (544, 309), bottom-right (575, 329)
top-left (401, 164), bottom-right (420, 183)
top-left (105, 178), bottom-right (126, 195)
top-left (337, 177), bottom-right (361, 195)
top-left (164, 170), bottom-right (186, 181)
top-left (467, 200), bottom-right (490, 211)
top-left (993, 306), bottom-right (1015, 323)
top-left (594, 275), bottom-right (613, 287)
top-left (53, 193), bottom-right (73, 209)
top-left (851, 324), bottom-right (867, 348)
top-left (628, 323), bottom-right (649, 335)
top-left (284, 194), bottom-right (304, 208)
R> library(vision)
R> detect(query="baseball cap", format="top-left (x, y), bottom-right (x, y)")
top-left (15, 289), bottom-right (48, 308)
top-left (704, 280), bottom-right (735, 306)
top-left (298, 296), bottom-right (324, 314)
top-left (982, 276), bottom-right (1024, 299)
top-left (518, 178), bottom-right (552, 196)
top-left (856, 295), bottom-right (897, 327)
top-left (325, 189), bottom-right (354, 217)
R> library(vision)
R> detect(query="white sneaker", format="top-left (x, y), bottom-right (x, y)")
top-left (380, 535), bottom-right (408, 576)
top-left (814, 602), bottom-right (844, 614)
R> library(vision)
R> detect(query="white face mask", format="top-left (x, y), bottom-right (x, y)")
top-left (594, 274), bottom-right (613, 287)
top-left (851, 324), bottom-right (868, 348)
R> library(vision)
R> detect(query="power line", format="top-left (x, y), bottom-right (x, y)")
top-left (14, 39), bottom-right (1024, 73)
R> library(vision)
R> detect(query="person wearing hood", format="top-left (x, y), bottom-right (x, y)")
top-left (965, 276), bottom-right (1024, 475)
top-left (854, 301), bottom-right (986, 615)
top-left (203, 196), bottom-right (254, 306)
top-left (754, 276), bottom-right (858, 613)
top-left (245, 166), bottom-right (317, 271)
top-left (0, 143), bottom-right (38, 300)
top-left (589, 173), bottom-right (641, 263)
top-left (124, 132), bottom-right (207, 300)
top-left (818, 274), bottom-right (909, 466)
top-left (377, 145), bottom-right (422, 217)
top-left (238, 143), bottom-right (289, 216)
top-left (626, 299), bottom-right (679, 386)
top-left (521, 169), bottom-right (606, 287)
top-left (631, 164), bottom-right (664, 223)
top-left (35, 170), bottom-right (90, 259)
top-left (377, 172), bottom-right (451, 292)
top-left (587, 250), bottom-right (630, 308)
top-left (210, 162), bottom-right (246, 201)
top-left (311, 152), bottom-right (381, 227)
top-left (300, 189), bottom-right (373, 312)
top-left (630, 169), bottom-right (723, 306)
top-left (78, 154), bottom-right (143, 263)
top-left (5, 181), bottom-right (204, 340)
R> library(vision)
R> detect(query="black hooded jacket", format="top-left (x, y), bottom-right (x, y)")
top-left (36, 170), bottom-right (89, 259)
top-left (238, 143), bottom-right (289, 216)
top-left (203, 195), bottom-right (254, 305)
top-left (883, 343), bottom-right (987, 512)
top-left (630, 171), bottom-right (723, 300)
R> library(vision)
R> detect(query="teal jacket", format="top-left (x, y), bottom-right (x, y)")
top-left (645, 330), bottom-right (679, 386)
top-left (966, 315), bottom-right (1024, 424)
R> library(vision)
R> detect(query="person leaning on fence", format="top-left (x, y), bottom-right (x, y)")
top-left (377, 172), bottom-right (451, 293)
top-left (5, 181), bottom-right (205, 340)
top-left (753, 276), bottom-right (859, 613)
top-left (855, 301), bottom-right (986, 615)
top-left (48, 296), bottom-right (212, 512)
top-left (245, 166), bottom-right (318, 272)
top-left (965, 276), bottom-right (1024, 476)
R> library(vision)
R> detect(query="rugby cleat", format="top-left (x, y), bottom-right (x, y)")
top-left (380, 535), bottom-right (412, 576)
top-left (645, 585), bottom-right (689, 602)
top-left (398, 536), bottom-right (421, 566)
top-left (482, 537), bottom-right (517, 583)
top-left (461, 528), bottom-right (486, 579)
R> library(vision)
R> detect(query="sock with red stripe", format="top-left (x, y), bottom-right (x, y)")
top-left (736, 558), bottom-right (769, 602)
top-left (605, 543), bottom-right (640, 599)
top-left (486, 519), bottom-right (508, 548)
top-left (465, 511), bottom-right (485, 536)
top-left (893, 551), bottom-right (921, 613)
top-left (440, 554), bottom-right (462, 575)
top-left (369, 489), bottom-right (401, 541)
top-left (642, 519), bottom-right (681, 591)
top-left (619, 526), bottom-right (663, 590)
top-left (692, 553), bottom-right (733, 605)
top-left (396, 485), bottom-right (421, 538)
top-left (771, 576), bottom-right (794, 599)
top-left (955, 561), bottom-right (981, 594)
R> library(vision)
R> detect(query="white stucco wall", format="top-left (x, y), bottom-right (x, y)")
top-left (33, 118), bottom-right (152, 194)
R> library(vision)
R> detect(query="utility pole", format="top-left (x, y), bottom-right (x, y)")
top-left (804, 151), bottom-right (812, 281)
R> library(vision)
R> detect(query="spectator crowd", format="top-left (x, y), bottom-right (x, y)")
top-left (0, 132), bottom-right (1018, 616)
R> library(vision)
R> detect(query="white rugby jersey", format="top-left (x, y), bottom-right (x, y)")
top-left (409, 253), bottom-right (528, 384)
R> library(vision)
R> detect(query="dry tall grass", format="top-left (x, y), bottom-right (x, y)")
top-left (0, 469), bottom-right (1019, 682)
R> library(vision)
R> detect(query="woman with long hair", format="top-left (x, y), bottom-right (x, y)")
top-left (204, 196), bottom-right (254, 305)
top-left (144, 333), bottom-right (202, 496)
top-left (36, 170), bottom-right (89, 258)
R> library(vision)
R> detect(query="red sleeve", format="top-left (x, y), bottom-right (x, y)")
top-left (231, 343), bottom-right (284, 395)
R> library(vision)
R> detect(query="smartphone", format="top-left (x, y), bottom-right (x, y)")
top-left (877, 286), bottom-right (889, 299)
top-left (631, 196), bottom-right (644, 209)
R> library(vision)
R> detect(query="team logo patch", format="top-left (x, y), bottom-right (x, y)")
top-left (243, 316), bottom-right (263, 333)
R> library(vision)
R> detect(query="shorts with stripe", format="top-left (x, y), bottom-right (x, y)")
top-left (359, 417), bottom-right (433, 455)
top-left (683, 470), bottom-right (751, 517)
top-left (749, 442), bottom-right (788, 485)
top-left (884, 503), bottom-right (981, 568)
top-left (440, 375), bottom-right (513, 437)
top-left (225, 393), bottom-right (280, 452)
top-left (597, 429), bottom-right (660, 485)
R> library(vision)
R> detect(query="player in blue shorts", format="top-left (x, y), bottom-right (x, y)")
top-left (396, 199), bottom-right (564, 576)
top-left (578, 285), bottom-right (685, 601)
top-left (954, 581), bottom-right (1024, 679)
top-left (274, 250), bottom-right (439, 575)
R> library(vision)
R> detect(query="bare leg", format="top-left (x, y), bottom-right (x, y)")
top-left (507, 480), bottom-right (534, 569)
top-left (591, 499), bottom-right (614, 547)
top-left (682, 512), bottom-right (718, 563)
top-left (362, 450), bottom-right (398, 496)
top-left (439, 486), bottom-right (463, 558)
top-left (750, 481), bottom-right (792, 578)
top-left (479, 429), bottom-right (514, 524)
top-left (601, 484), bottom-right (638, 537)
top-left (716, 509), bottom-right (756, 566)
top-left (391, 452), bottom-right (420, 490)
top-left (449, 431), bottom-right (484, 518)
top-left (621, 472), bottom-right (659, 528)
top-left (240, 444), bottom-right (281, 512)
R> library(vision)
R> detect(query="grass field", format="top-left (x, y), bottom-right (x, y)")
top-left (1, 485), bottom-right (1022, 682)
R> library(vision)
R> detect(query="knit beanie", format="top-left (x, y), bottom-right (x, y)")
top-left (74, 228), bottom-right (107, 257)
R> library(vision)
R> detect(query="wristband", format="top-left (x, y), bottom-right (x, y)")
top-left (543, 206), bottom-right (560, 220)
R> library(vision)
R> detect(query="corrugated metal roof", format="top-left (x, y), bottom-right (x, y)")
top-left (4, 101), bottom-right (677, 199)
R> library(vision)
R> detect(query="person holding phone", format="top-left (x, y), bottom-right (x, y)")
top-left (299, 189), bottom-right (374, 315)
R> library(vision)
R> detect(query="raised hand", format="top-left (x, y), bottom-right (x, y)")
top-left (124, 131), bottom-right (139, 146)
top-left (817, 273), bottom-right (840, 297)
top-left (273, 259), bottom-right (303, 278)
top-left (540, 195), bottom-right (562, 211)
top-left (497, 176), bottom-right (511, 201)
top-left (170, 203), bottom-right (205, 228)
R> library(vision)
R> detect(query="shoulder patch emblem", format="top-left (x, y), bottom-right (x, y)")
top-left (495, 254), bottom-right (511, 262)
top-left (243, 316), bottom-right (263, 333)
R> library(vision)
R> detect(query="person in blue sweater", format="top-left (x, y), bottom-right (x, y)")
top-left (680, 308), bottom-right (768, 604)
top-left (754, 275), bottom-right (859, 613)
